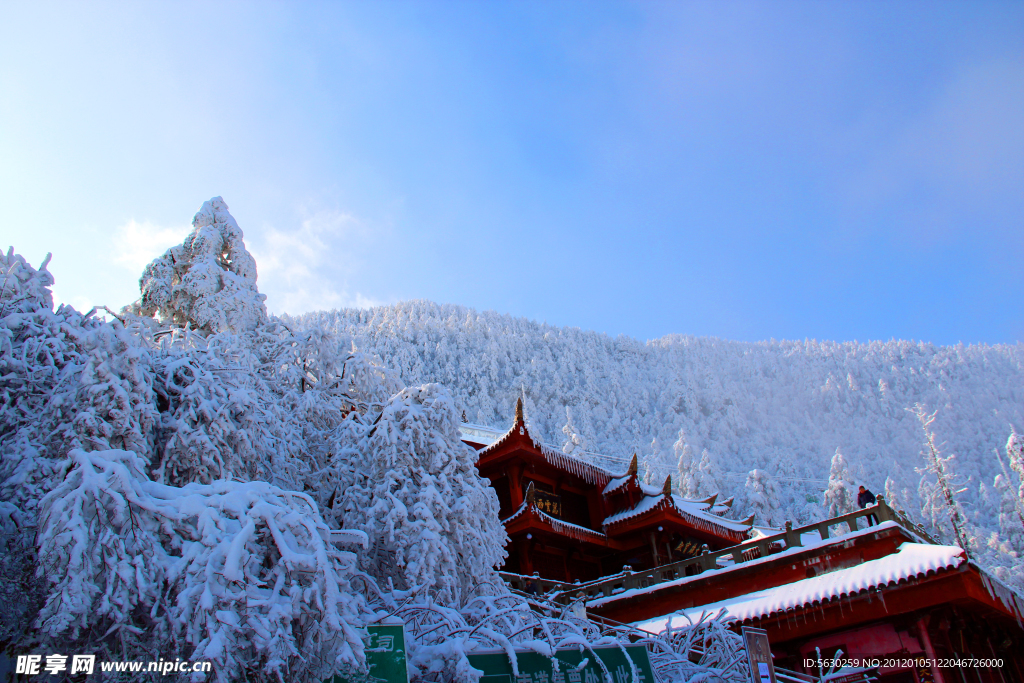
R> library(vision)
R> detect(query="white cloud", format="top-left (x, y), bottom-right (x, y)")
top-left (49, 286), bottom-right (95, 315)
top-left (251, 208), bottom-right (385, 315)
top-left (112, 219), bottom-right (191, 274)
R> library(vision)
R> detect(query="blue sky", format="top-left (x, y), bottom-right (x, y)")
top-left (1, 1), bottom-right (1021, 345)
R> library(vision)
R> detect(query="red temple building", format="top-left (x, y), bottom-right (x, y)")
top-left (460, 399), bottom-right (752, 582)
top-left (461, 400), bottom-right (1024, 683)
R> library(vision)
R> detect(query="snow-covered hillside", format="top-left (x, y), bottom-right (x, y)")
top-left (292, 302), bottom-right (1024, 583)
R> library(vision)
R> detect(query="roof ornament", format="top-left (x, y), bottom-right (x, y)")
top-left (662, 475), bottom-right (672, 496)
top-left (627, 453), bottom-right (638, 476)
top-left (721, 496), bottom-right (735, 509)
top-left (739, 513), bottom-right (755, 526)
top-left (515, 397), bottom-right (524, 425)
top-left (700, 493), bottom-right (719, 507)
top-left (525, 480), bottom-right (536, 505)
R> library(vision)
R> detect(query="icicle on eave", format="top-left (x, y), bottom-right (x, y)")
top-left (979, 572), bottom-right (1024, 624)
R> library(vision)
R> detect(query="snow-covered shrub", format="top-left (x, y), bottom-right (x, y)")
top-left (0, 249), bottom-right (88, 648)
top-left (0, 250), bottom-right (88, 506)
top-left (36, 448), bottom-right (370, 682)
top-left (343, 383), bottom-right (507, 606)
top-left (381, 589), bottom-right (745, 683)
top-left (35, 449), bottom-right (172, 643)
top-left (42, 319), bottom-right (159, 461)
top-left (137, 197), bottom-right (267, 334)
top-left (641, 610), bottom-right (747, 683)
top-left (150, 329), bottom-right (308, 488)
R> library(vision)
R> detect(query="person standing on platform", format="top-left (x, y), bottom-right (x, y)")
top-left (858, 485), bottom-right (877, 525)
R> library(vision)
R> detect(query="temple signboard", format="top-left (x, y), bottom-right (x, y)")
top-left (534, 490), bottom-right (563, 517)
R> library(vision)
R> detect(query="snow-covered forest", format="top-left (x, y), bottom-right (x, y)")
top-left (1, 198), bottom-right (750, 683)
top-left (290, 291), bottom-right (1024, 588)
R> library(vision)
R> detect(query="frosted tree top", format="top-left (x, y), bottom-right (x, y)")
top-left (138, 197), bottom-right (267, 334)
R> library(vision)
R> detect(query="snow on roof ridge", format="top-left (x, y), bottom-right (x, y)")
top-left (474, 424), bottom-right (619, 487)
top-left (603, 494), bottom-right (668, 526)
top-left (461, 421), bottom-right (500, 431)
top-left (459, 423), bottom-right (504, 446)
top-left (601, 490), bottom-right (749, 537)
top-left (533, 507), bottom-right (607, 542)
top-left (634, 542), bottom-right (966, 631)
top-left (602, 475), bottom-right (631, 495)
top-left (501, 502), bottom-right (529, 524)
top-left (475, 421), bottom-right (522, 457)
top-left (535, 440), bottom-right (615, 487)
top-left (670, 493), bottom-right (750, 532)
top-left (501, 500), bottom-right (607, 543)
top-left (639, 482), bottom-right (664, 496)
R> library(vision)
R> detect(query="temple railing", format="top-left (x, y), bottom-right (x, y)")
top-left (501, 497), bottom-right (937, 603)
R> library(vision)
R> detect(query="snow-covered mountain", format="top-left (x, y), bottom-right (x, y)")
top-left (292, 301), bottom-right (1024, 581)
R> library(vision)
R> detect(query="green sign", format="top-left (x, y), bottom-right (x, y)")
top-left (467, 644), bottom-right (655, 683)
top-left (333, 624), bottom-right (409, 683)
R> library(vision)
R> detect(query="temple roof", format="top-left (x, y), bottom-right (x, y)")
top-left (459, 422), bottom-right (504, 447)
top-left (635, 541), bottom-right (970, 631)
top-left (473, 410), bottom-right (621, 488)
top-left (469, 399), bottom-right (752, 544)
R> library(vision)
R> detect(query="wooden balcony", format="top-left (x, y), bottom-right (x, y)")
top-left (501, 497), bottom-right (937, 604)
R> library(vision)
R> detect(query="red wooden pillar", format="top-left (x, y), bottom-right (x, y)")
top-left (917, 617), bottom-right (946, 683)
top-left (516, 536), bottom-right (533, 576)
top-left (509, 463), bottom-right (523, 509)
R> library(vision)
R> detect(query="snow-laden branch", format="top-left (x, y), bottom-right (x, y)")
top-left (37, 448), bottom-right (371, 683)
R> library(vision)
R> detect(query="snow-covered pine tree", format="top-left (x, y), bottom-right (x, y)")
top-left (994, 471), bottom-right (1024, 556)
top-left (884, 472), bottom-right (912, 516)
top-left (642, 436), bottom-right (662, 487)
top-left (673, 427), bottom-right (698, 498)
top-left (344, 383), bottom-right (507, 606)
top-left (136, 196), bottom-right (267, 334)
top-left (694, 447), bottom-right (723, 498)
top-left (822, 447), bottom-right (856, 518)
top-left (317, 347), bottom-right (404, 527)
top-left (994, 432), bottom-right (1024, 552)
top-left (0, 251), bottom-right (165, 649)
top-left (641, 453), bottom-right (657, 486)
top-left (739, 469), bottom-right (781, 527)
top-left (914, 404), bottom-right (971, 558)
top-left (561, 405), bottom-right (587, 457)
top-left (1008, 430), bottom-right (1024, 509)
